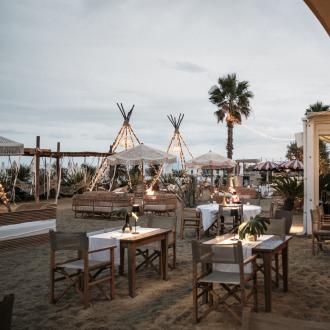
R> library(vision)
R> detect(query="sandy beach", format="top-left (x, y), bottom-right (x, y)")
top-left (1, 198), bottom-right (330, 330)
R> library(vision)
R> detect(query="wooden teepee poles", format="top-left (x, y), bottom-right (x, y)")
top-left (166, 113), bottom-right (193, 170)
top-left (112, 103), bottom-right (141, 152)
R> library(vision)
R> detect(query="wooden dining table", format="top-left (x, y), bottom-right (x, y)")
top-left (204, 235), bottom-right (292, 312)
top-left (119, 228), bottom-right (171, 298)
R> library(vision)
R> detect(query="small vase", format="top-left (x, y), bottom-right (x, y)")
top-left (247, 234), bottom-right (257, 242)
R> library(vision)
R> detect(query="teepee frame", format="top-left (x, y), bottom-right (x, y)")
top-left (89, 103), bottom-right (141, 191)
top-left (167, 113), bottom-right (193, 170)
top-left (112, 103), bottom-right (141, 152)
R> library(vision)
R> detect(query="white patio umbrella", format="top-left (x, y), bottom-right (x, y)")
top-left (108, 143), bottom-right (177, 166)
top-left (0, 136), bottom-right (24, 156)
top-left (186, 150), bottom-right (236, 185)
top-left (107, 143), bottom-right (177, 184)
top-left (186, 150), bottom-right (236, 169)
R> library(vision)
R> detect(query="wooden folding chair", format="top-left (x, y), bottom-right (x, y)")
top-left (49, 230), bottom-right (116, 308)
top-left (317, 205), bottom-right (330, 229)
top-left (310, 209), bottom-right (330, 255)
top-left (0, 294), bottom-right (14, 330)
top-left (218, 204), bottom-right (243, 235)
top-left (274, 209), bottom-right (293, 234)
top-left (256, 218), bottom-right (286, 288)
top-left (136, 215), bottom-right (177, 273)
top-left (180, 208), bottom-right (202, 239)
top-left (192, 239), bottom-right (258, 324)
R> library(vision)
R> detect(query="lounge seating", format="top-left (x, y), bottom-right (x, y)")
top-left (0, 204), bottom-right (56, 251)
top-left (49, 230), bottom-right (116, 308)
top-left (72, 191), bottom-right (133, 217)
top-left (236, 187), bottom-right (258, 200)
top-left (143, 194), bottom-right (177, 215)
top-left (192, 239), bottom-right (257, 324)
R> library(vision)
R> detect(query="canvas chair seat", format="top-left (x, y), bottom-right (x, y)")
top-left (58, 259), bottom-right (108, 270)
top-left (199, 271), bottom-right (253, 285)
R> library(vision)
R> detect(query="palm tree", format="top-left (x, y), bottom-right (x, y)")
top-left (209, 73), bottom-right (253, 159)
top-left (305, 101), bottom-right (329, 115)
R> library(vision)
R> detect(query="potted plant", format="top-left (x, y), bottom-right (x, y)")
top-left (273, 175), bottom-right (303, 210)
top-left (238, 216), bottom-right (269, 241)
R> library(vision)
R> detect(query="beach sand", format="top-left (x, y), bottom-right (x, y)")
top-left (1, 198), bottom-right (330, 330)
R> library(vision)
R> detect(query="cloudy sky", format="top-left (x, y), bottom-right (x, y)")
top-left (1, 0), bottom-right (329, 162)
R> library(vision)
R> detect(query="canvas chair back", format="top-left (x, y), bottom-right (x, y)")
top-left (211, 241), bottom-right (244, 265)
top-left (49, 230), bottom-right (88, 252)
top-left (183, 207), bottom-right (200, 219)
top-left (274, 209), bottom-right (293, 234)
top-left (274, 209), bottom-right (293, 222)
top-left (191, 240), bottom-right (212, 265)
top-left (310, 209), bottom-right (321, 232)
top-left (317, 205), bottom-right (325, 219)
top-left (200, 188), bottom-right (211, 202)
top-left (147, 215), bottom-right (177, 245)
top-left (266, 218), bottom-right (286, 236)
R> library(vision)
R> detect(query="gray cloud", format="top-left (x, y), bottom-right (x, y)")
top-left (159, 59), bottom-right (208, 74)
top-left (0, 0), bottom-right (329, 161)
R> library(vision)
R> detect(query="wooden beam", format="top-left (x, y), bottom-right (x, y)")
top-left (35, 136), bottom-right (40, 202)
top-left (56, 142), bottom-right (61, 189)
top-left (24, 148), bottom-right (112, 158)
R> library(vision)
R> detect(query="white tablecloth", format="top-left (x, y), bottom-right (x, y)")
top-left (88, 227), bottom-right (159, 265)
top-left (213, 235), bottom-right (273, 273)
top-left (197, 204), bottom-right (262, 231)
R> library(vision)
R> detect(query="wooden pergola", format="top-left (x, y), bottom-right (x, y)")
top-left (23, 136), bottom-right (113, 202)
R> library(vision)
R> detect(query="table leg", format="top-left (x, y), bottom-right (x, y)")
top-left (282, 245), bottom-right (289, 292)
top-left (119, 243), bottom-right (125, 276)
top-left (263, 253), bottom-right (272, 312)
top-left (127, 243), bottom-right (136, 298)
top-left (161, 234), bottom-right (168, 280)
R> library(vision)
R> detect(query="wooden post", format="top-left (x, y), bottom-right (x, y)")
top-left (56, 142), bottom-right (61, 189)
top-left (35, 136), bottom-right (40, 202)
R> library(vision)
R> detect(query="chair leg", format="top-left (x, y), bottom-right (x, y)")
top-left (49, 269), bottom-right (55, 304)
top-left (83, 271), bottom-right (90, 308)
top-left (312, 235), bottom-right (315, 255)
top-left (275, 254), bottom-right (279, 288)
top-left (180, 220), bottom-right (185, 240)
top-left (110, 253), bottom-right (115, 300)
top-left (193, 283), bottom-right (198, 323)
top-left (253, 268), bottom-right (258, 312)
